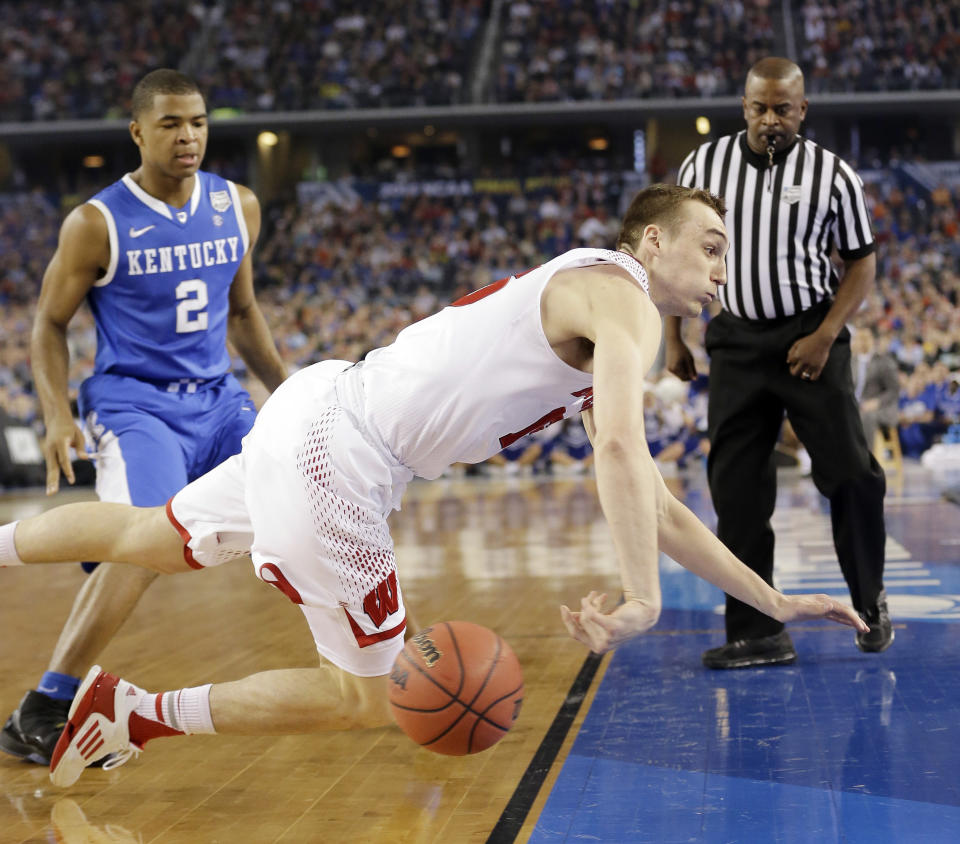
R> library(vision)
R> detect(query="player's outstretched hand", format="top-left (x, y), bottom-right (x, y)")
top-left (778, 593), bottom-right (869, 632)
top-left (560, 591), bottom-right (660, 654)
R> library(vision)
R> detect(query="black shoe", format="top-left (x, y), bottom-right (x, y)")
top-left (856, 591), bottom-right (894, 653)
top-left (0, 690), bottom-right (70, 765)
top-left (702, 630), bottom-right (798, 669)
top-left (1, 711), bottom-right (37, 760)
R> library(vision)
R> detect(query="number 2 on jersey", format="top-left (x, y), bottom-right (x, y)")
top-left (175, 279), bottom-right (209, 333)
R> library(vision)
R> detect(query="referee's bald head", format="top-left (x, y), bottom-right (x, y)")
top-left (746, 57), bottom-right (804, 93)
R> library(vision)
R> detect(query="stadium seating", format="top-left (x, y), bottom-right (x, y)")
top-left (3, 0), bottom-right (956, 121)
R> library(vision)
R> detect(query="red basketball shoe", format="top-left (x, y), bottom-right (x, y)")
top-left (49, 665), bottom-right (145, 787)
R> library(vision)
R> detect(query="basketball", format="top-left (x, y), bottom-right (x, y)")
top-left (388, 621), bottom-right (524, 756)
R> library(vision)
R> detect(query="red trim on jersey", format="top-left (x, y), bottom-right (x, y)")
top-left (344, 609), bottom-right (407, 647)
top-left (573, 386), bottom-right (594, 411)
top-left (165, 498), bottom-right (204, 570)
top-left (451, 276), bottom-right (510, 307)
top-left (450, 266), bottom-right (538, 307)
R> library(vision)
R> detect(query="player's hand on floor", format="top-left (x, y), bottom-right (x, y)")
top-left (779, 593), bottom-right (869, 632)
top-left (560, 591), bottom-right (660, 654)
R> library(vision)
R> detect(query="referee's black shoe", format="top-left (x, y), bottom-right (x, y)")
top-left (0, 690), bottom-right (70, 765)
top-left (702, 630), bottom-right (797, 669)
top-left (856, 591), bottom-right (894, 653)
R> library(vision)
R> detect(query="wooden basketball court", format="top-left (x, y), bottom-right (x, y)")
top-left (0, 475), bottom-right (620, 843)
top-left (3, 464), bottom-right (959, 842)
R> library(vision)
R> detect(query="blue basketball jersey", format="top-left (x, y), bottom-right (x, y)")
top-left (86, 171), bottom-right (249, 380)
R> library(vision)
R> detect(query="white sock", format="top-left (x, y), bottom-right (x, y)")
top-left (0, 522), bottom-right (24, 566)
top-left (134, 684), bottom-right (216, 735)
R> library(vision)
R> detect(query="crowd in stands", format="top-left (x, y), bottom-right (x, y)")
top-left (0, 0), bottom-right (485, 121)
top-left (2, 0), bottom-right (958, 123)
top-left (0, 191), bottom-right (61, 433)
top-left (854, 173), bottom-right (960, 457)
top-left (1, 156), bottom-right (959, 479)
top-left (0, 1), bottom-right (205, 122)
top-left (248, 157), bottom-right (626, 372)
top-left (491, 0), bottom-right (775, 102)
top-left (796, 0), bottom-right (960, 93)
top-left (200, 0), bottom-right (485, 111)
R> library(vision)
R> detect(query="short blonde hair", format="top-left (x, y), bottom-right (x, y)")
top-left (616, 184), bottom-right (726, 251)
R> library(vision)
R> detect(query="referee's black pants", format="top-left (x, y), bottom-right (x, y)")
top-left (705, 301), bottom-right (887, 642)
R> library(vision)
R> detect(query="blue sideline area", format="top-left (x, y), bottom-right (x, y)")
top-left (530, 479), bottom-right (960, 843)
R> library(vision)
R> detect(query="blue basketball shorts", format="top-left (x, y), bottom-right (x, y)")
top-left (78, 372), bottom-right (256, 508)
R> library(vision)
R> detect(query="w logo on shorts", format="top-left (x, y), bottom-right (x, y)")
top-left (363, 570), bottom-right (400, 627)
top-left (345, 569), bottom-right (406, 648)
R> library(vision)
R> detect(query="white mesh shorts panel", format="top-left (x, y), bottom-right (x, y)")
top-left (295, 406), bottom-right (397, 606)
top-left (208, 534), bottom-right (251, 566)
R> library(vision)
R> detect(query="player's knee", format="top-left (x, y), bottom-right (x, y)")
top-left (114, 506), bottom-right (188, 574)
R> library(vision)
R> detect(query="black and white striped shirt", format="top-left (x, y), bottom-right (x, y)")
top-left (678, 131), bottom-right (875, 320)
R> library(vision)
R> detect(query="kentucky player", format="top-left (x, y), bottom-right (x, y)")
top-left (0, 69), bottom-right (286, 766)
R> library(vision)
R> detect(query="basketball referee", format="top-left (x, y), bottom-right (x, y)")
top-left (666, 56), bottom-right (893, 668)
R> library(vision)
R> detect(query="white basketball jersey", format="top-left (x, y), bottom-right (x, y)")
top-left (351, 248), bottom-right (649, 479)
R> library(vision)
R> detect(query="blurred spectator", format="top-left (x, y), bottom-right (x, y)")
top-left (898, 369), bottom-right (938, 458)
top-left (484, 426), bottom-right (553, 476)
top-left (545, 417), bottom-right (594, 474)
top-left (0, 191), bottom-right (60, 305)
top-left (199, 0), bottom-right (484, 111)
top-left (492, 0), bottom-right (775, 103)
top-left (797, 0), bottom-right (960, 93)
top-left (2, 1), bottom-right (958, 121)
top-left (0, 1), bottom-right (202, 121)
top-left (0, 0), bottom-right (483, 121)
top-left (851, 326), bottom-right (900, 446)
top-left (2, 156), bottom-right (959, 472)
top-left (642, 374), bottom-right (708, 475)
top-left (935, 372), bottom-right (960, 435)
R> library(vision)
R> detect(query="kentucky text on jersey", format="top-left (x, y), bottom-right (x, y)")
top-left (84, 171), bottom-right (250, 381)
top-left (126, 238), bottom-right (241, 275)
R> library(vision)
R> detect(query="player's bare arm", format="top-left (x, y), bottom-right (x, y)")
top-left (226, 184), bottom-right (286, 392)
top-left (31, 204), bottom-right (110, 494)
top-left (545, 267), bottom-right (667, 652)
top-left (787, 251), bottom-right (876, 381)
top-left (571, 346), bottom-right (868, 648)
top-left (656, 490), bottom-right (868, 632)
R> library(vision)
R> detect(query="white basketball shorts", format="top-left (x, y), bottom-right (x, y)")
top-left (167, 360), bottom-right (414, 677)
